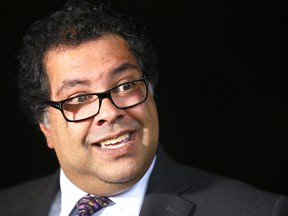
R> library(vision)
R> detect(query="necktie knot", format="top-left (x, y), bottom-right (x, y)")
top-left (76, 194), bottom-right (113, 216)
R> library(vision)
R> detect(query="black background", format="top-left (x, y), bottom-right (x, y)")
top-left (1, 0), bottom-right (288, 196)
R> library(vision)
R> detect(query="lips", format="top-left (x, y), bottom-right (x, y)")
top-left (97, 133), bottom-right (130, 149)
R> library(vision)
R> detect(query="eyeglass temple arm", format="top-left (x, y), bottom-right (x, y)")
top-left (45, 100), bottom-right (61, 110)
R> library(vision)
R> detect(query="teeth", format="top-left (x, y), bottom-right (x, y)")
top-left (100, 133), bottom-right (130, 146)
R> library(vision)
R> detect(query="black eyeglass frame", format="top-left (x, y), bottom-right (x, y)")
top-left (45, 77), bottom-right (148, 122)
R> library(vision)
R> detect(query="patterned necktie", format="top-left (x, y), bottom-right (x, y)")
top-left (76, 194), bottom-right (113, 216)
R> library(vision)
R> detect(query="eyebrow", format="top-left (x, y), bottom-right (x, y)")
top-left (56, 62), bottom-right (140, 96)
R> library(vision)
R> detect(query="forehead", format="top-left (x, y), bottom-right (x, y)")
top-left (44, 34), bottom-right (134, 69)
top-left (43, 35), bottom-right (141, 97)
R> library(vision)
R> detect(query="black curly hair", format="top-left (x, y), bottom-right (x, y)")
top-left (18, 0), bottom-right (159, 124)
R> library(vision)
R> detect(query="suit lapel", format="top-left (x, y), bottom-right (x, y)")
top-left (139, 144), bottom-right (196, 215)
top-left (30, 169), bottom-right (60, 215)
top-left (140, 193), bottom-right (195, 215)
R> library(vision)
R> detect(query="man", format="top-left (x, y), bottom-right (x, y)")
top-left (0, 0), bottom-right (287, 215)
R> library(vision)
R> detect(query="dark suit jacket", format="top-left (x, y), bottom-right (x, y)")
top-left (0, 144), bottom-right (288, 216)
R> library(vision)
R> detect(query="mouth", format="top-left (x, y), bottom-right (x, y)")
top-left (96, 133), bottom-right (131, 149)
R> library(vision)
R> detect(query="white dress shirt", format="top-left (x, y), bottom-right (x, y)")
top-left (48, 156), bottom-right (156, 216)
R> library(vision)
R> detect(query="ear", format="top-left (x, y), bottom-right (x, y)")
top-left (39, 123), bottom-right (55, 149)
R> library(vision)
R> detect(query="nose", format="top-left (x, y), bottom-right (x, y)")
top-left (93, 97), bottom-right (123, 126)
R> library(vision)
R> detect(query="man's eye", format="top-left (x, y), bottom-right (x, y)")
top-left (69, 95), bottom-right (93, 104)
top-left (117, 82), bottom-right (135, 92)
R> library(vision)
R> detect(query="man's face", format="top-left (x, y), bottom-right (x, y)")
top-left (40, 35), bottom-right (159, 196)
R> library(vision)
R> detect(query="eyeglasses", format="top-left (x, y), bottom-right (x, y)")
top-left (45, 77), bottom-right (148, 122)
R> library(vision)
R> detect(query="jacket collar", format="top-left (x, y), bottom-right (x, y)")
top-left (140, 193), bottom-right (195, 215)
top-left (140, 144), bottom-right (196, 215)
top-left (32, 169), bottom-right (60, 215)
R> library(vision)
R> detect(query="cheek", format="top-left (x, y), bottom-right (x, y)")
top-left (48, 111), bottom-right (91, 150)
top-left (147, 99), bottom-right (159, 138)
top-left (146, 92), bottom-right (159, 125)
top-left (59, 124), bottom-right (89, 144)
top-left (132, 97), bottom-right (158, 126)
top-left (138, 96), bottom-right (159, 143)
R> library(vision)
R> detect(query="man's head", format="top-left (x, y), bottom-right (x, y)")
top-left (18, 0), bottom-right (160, 196)
top-left (18, 0), bottom-right (159, 124)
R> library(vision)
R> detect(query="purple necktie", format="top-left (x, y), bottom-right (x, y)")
top-left (76, 194), bottom-right (113, 216)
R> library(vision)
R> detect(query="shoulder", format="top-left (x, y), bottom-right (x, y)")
top-left (0, 173), bottom-right (56, 197)
top-left (182, 166), bottom-right (288, 215)
top-left (149, 145), bottom-right (288, 215)
top-left (0, 171), bottom-right (59, 215)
